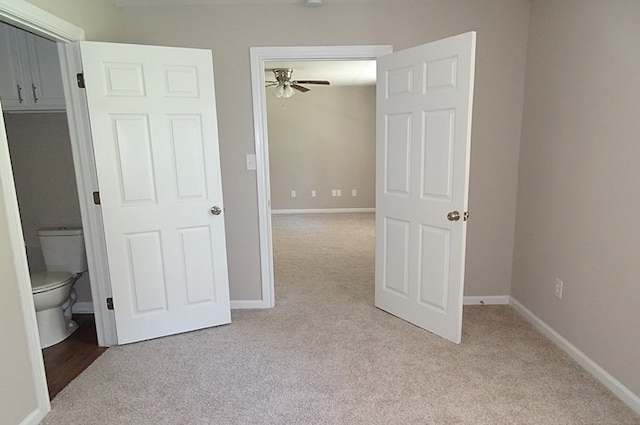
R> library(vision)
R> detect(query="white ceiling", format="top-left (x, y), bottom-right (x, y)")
top-left (265, 60), bottom-right (377, 87)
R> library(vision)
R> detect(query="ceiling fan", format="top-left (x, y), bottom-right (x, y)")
top-left (266, 68), bottom-right (330, 98)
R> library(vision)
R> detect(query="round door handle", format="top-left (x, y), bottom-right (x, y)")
top-left (447, 211), bottom-right (460, 221)
top-left (210, 206), bottom-right (222, 216)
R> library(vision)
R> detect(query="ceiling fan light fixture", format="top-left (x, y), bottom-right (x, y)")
top-left (275, 83), bottom-right (295, 98)
top-left (267, 68), bottom-right (329, 98)
top-left (283, 84), bottom-right (295, 98)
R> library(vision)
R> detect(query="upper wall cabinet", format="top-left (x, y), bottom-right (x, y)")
top-left (0, 22), bottom-right (65, 111)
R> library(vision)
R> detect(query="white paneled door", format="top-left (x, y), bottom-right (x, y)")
top-left (78, 42), bottom-right (230, 344)
top-left (375, 32), bottom-right (476, 344)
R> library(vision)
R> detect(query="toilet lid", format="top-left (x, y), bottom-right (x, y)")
top-left (31, 271), bottom-right (74, 294)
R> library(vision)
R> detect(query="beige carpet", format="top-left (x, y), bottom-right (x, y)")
top-left (43, 213), bottom-right (639, 424)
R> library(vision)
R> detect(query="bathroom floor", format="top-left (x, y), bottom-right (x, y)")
top-left (42, 314), bottom-right (108, 399)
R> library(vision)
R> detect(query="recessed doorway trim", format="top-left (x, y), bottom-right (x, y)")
top-left (249, 45), bottom-right (393, 308)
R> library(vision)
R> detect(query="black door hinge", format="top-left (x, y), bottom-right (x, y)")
top-left (93, 191), bottom-right (101, 205)
top-left (106, 297), bottom-right (114, 310)
top-left (77, 73), bottom-right (85, 89)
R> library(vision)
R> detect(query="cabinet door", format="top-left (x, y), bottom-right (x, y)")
top-left (0, 21), bottom-right (65, 111)
top-left (0, 22), bottom-right (29, 110)
top-left (24, 33), bottom-right (66, 110)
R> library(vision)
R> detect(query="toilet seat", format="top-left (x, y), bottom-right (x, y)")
top-left (31, 271), bottom-right (74, 294)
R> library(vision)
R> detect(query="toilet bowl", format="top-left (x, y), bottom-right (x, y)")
top-left (31, 271), bottom-right (79, 349)
top-left (30, 227), bottom-right (87, 348)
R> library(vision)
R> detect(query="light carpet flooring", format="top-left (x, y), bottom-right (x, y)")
top-left (43, 213), bottom-right (639, 424)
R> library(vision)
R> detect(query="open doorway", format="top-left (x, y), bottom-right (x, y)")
top-left (0, 20), bottom-right (105, 399)
top-left (264, 60), bottom-right (377, 304)
top-left (249, 46), bottom-right (393, 309)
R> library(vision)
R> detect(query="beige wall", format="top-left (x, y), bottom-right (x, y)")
top-left (0, 203), bottom-right (39, 424)
top-left (268, 85), bottom-right (375, 210)
top-left (0, 115), bottom-right (43, 425)
top-left (4, 113), bottom-right (92, 304)
top-left (25, 0), bottom-right (122, 41)
top-left (513, 0), bottom-right (640, 396)
top-left (118, 0), bottom-right (530, 300)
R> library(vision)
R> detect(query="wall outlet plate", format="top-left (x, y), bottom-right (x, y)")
top-left (555, 278), bottom-right (563, 299)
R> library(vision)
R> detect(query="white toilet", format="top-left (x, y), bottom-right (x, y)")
top-left (31, 227), bottom-right (88, 349)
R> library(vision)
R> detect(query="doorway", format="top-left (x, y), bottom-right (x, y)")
top-left (0, 20), bottom-right (106, 399)
top-left (264, 59), bottom-right (377, 304)
top-left (249, 45), bottom-right (393, 309)
top-left (0, 2), bottom-right (88, 414)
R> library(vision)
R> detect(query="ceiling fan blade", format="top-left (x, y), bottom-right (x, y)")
top-left (293, 80), bottom-right (330, 85)
top-left (265, 83), bottom-right (278, 88)
top-left (291, 84), bottom-right (310, 93)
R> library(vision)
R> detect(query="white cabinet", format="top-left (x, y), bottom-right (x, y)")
top-left (0, 22), bottom-right (65, 111)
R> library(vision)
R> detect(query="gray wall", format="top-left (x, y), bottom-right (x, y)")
top-left (268, 85), bottom-right (375, 210)
top-left (4, 113), bottom-right (92, 304)
top-left (117, 0), bottom-right (530, 300)
top-left (26, 0), bottom-right (123, 42)
top-left (0, 152), bottom-right (40, 425)
top-left (513, 0), bottom-right (640, 396)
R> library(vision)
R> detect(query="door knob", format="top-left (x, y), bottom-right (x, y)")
top-left (447, 211), bottom-right (460, 221)
top-left (210, 206), bottom-right (222, 215)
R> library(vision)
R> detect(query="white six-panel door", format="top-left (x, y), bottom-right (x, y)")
top-left (78, 41), bottom-right (231, 344)
top-left (375, 32), bottom-right (476, 344)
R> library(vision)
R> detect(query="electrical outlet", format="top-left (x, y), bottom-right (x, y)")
top-left (332, 190), bottom-right (337, 197)
top-left (554, 278), bottom-right (563, 299)
top-left (291, 190), bottom-right (296, 198)
top-left (336, 189), bottom-right (342, 197)
top-left (352, 189), bottom-right (357, 197)
top-left (311, 190), bottom-right (317, 197)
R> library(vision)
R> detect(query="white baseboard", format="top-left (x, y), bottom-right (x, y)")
top-left (463, 295), bottom-right (510, 305)
top-left (271, 208), bottom-right (375, 215)
top-left (510, 297), bottom-right (640, 415)
top-left (72, 301), bottom-right (94, 314)
top-left (230, 300), bottom-right (269, 309)
top-left (20, 407), bottom-right (48, 425)
top-left (76, 299), bottom-right (270, 312)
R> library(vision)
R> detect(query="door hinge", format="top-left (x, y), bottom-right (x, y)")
top-left (106, 297), bottom-right (114, 310)
top-left (463, 211), bottom-right (469, 221)
top-left (76, 73), bottom-right (85, 89)
top-left (93, 191), bottom-right (101, 205)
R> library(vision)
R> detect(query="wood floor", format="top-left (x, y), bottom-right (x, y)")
top-left (42, 314), bottom-right (108, 399)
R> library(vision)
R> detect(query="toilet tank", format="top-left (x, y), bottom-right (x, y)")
top-left (38, 227), bottom-right (88, 274)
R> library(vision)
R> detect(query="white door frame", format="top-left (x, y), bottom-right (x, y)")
top-left (0, 0), bottom-right (117, 357)
top-left (249, 45), bottom-right (392, 308)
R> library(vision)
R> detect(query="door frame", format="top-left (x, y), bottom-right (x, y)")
top-left (0, 0), bottom-right (117, 357)
top-left (249, 45), bottom-right (393, 308)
